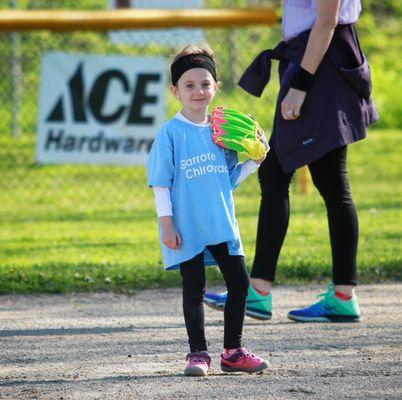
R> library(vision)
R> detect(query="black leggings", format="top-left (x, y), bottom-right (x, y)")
top-left (251, 145), bottom-right (358, 286)
top-left (180, 242), bottom-right (250, 353)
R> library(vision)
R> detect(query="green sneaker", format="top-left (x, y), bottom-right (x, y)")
top-left (204, 285), bottom-right (272, 320)
top-left (245, 285), bottom-right (272, 320)
top-left (287, 284), bottom-right (360, 323)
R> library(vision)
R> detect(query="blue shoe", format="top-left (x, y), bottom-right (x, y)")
top-left (287, 284), bottom-right (360, 323)
top-left (204, 286), bottom-right (272, 320)
top-left (204, 291), bottom-right (227, 311)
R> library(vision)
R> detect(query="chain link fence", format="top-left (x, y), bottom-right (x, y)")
top-left (0, 0), bottom-right (282, 222)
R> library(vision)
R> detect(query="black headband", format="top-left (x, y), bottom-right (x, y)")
top-left (171, 54), bottom-right (217, 86)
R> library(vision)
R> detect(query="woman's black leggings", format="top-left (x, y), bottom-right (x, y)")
top-left (180, 242), bottom-right (250, 353)
top-left (251, 145), bottom-right (358, 286)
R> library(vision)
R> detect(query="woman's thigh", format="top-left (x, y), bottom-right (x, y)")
top-left (308, 146), bottom-right (351, 203)
top-left (258, 144), bottom-right (294, 189)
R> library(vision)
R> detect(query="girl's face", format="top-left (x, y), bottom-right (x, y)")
top-left (171, 68), bottom-right (218, 114)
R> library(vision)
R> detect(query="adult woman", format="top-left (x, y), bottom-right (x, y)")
top-left (205, 0), bottom-right (378, 322)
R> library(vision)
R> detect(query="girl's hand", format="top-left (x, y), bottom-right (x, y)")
top-left (159, 216), bottom-right (182, 250)
top-left (281, 88), bottom-right (306, 120)
top-left (253, 125), bottom-right (268, 165)
top-left (253, 154), bottom-right (266, 165)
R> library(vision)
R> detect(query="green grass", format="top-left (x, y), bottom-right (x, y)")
top-left (0, 130), bottom-right (401, 293)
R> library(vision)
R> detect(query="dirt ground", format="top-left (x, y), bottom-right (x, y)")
top-left (0, 284), bottom-right (401, 400)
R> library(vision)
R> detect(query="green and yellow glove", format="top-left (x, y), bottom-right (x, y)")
top-left (210, 107), bottom-right (269, 160)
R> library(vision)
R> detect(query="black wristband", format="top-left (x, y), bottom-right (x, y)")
top-left (289, 66), bottom-right (315, 92)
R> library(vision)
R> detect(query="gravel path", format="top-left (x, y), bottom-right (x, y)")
top-left (0, 284), bottom-right (401, 399)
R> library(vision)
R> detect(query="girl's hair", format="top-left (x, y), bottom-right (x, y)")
top-left (173, 43), bottom-right (215, 63)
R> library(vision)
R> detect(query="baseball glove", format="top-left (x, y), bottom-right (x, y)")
top-left (210, 106), bottom-right (269, 160)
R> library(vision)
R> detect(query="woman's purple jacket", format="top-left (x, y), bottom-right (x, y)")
top-left (238, 24), bottom-right (379, 173)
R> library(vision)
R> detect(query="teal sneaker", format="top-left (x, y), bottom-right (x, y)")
top-left (287, 284), bottom-right (360, 323)
top-left (245, 285), bottom-right (272, 320)
top-left (204, 285), bottom-right (272, 320)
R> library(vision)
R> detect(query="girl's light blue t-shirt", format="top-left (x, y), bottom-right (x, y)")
top-left (146, 116), bottom-right (244, 270)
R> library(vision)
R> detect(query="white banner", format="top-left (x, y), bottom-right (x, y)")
top-left (37, 52), bottom-right (167, 165)
top-left (109, 0), bottom-right (205, 46)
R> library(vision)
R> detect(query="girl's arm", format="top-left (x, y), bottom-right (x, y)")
top-left (228, 156), bottom-right (265, 188)
top-left (226, 124), bottom-right (268, 187)
top-left (227, 151), bottom-right (266, 189)
top-left (153, 186), bottom-right (182, 249)
top-left (235, 156), bottom-right (266, 186)
top-left (235, 159), bottom-right (259, 186)
top-left (281, 0), bottom-right (341, 120)
top-left (153, 186), bottom-right (172, 217)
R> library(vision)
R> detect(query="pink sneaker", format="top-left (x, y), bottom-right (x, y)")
top-left (184, 351), bottom-right (211, 376)
top-left (221, 348), bottom-right (268, 373)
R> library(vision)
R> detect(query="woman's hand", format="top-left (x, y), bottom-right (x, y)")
top-left (159, 216), bottom-right (182, 250)
top-left (281, 0), bottom-right (340, 122)
top-left (281, 88), bottom-right (306, 120)
top-left (280, 1), bottom-right (340, 122)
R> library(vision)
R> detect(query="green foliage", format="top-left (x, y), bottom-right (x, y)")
top-left (362, 0), bottom-right (402, 17)
top-left (357, 7), bottom-right (402, 128)
top-left (0, 130), bottom-right (401, 293)
top-left (0, 0), bottom-right (401, 293)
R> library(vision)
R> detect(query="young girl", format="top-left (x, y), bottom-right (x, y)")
top-left (146, 44), bottom-right (268, 377)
